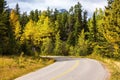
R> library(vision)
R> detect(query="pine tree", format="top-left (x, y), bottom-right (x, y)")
top-left (60, 11), bottom-right (68, 41)
top-left (74, 2), bottom-right (82, 32)
top-left (76, 29), bottom-right (88, 56)
top-left (0, 0), bottom-right (17, 55)
top-left (0, 0), bottom-right (4, 14)
top-left (72, 2), bottom-right (83, 45)
top-left (54, 13), bottom-right (62, 33)
top-left (92, 12), bottom-right (97, 42)
top-left (15, 3), bottom-right (20, 16)
top-left (102, 0), bottom-right (120, 57)
top-left (83, 10), bottom-right (89, 33)
top-left (52, 8), bottom-right (58, 21)
top-left (20, 12), bottom-right (29, 30)
top-left (67, 7), bottom-right (75, 45)
top-left (34, 9), bottom-right (39, 22)
top-left (54, 32), bottom-right (62, 55)
top-left (29, 10), bottom-right (34, 20)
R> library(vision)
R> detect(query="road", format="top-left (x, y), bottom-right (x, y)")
top-left (15, 56), bottom-right (109, 80)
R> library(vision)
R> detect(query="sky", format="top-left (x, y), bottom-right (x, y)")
top-left (6, 0), bottom-right (107, 17)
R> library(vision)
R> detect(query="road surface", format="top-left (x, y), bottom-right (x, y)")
top-left (15, 56), bottom-right (109, 80)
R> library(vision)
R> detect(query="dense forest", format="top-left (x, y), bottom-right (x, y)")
top-left (0, 0), bottom-right (120, 59)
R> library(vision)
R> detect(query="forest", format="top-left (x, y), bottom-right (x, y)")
top-left (0, 0), bottom-right (120, 59)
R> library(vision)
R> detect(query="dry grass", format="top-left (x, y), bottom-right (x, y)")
top-left (0, 55), bottom-right (54, 80)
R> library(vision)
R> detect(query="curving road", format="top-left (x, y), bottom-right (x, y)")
top-left (15, 56), bottom-right (109, 80)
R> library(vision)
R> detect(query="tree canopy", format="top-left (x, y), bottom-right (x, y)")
top-left (0, 0), bottom-right (119, 59)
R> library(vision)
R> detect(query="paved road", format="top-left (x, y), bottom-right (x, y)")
top-left (15, 56), bottom-right (109, 80)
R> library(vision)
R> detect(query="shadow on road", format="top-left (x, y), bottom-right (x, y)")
top-left (47, 56), bottom-right (80, 62)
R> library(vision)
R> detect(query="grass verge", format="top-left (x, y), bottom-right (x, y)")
top-left (86, 54), bottom-right (120, 80)
top-left (0, 55), bottom-right (54, 80)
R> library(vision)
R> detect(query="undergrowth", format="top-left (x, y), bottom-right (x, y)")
top-left (0, 55), bottom-right (54, 80)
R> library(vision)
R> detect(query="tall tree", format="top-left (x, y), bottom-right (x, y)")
top-left (10, 10), bottom-right (22, 53)
top-left (29, 10), bottom-right (34, 21)
top-left (60, 11), bottom-right (68, 41)
top-left (67, 6), bottom-right (75, 45)
top-left (15, 3), bottom-right (20, 16)
top-left (34, 9), bottom-right (39, 22)
top-left (83, 10), bottom-right (89, 33)
top-left (92, 12), bottom-right (97, 42)
top-left (52, 8), bottom-right (58, 21)
top-left (76, 29), bottom-right (88, 56)
top-left (73, 2), bottom-right (83, 45)
top-left (54, 32), bottom-right (62, 55)
top-left (20, 12), bottom-right (29, 30)
top-left (102, 0), bottom-right (120, 57)
top-left (10, 10), bottom-right (21, 40)
top-left (74, 2), bottom-right (82, 31)
top-left (0, 0), bottom-right (11, 54)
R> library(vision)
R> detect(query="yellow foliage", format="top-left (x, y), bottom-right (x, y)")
top-left (15, 21), bottom-right (21, 39)
top-left (10, 10), bottom-right (18, 26)
top-left (21, 16), bottom-right (54, 46)
top-left (10, 9), bottom-right (21, 40)
top-left (21, 20), bottom-right (35, 41)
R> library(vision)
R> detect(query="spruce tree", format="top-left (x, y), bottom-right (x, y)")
top-left (0, 0), bottom-right (12, 54)
top-left (34, 9), bottom-right (39, 22)
top-left (29, 10), bottom-right (34, 21)
top-left (54, 32), bottom-right (62, 55)
top-left (15, 3), bottom-right (20, 16)
top-left (92, 12), bottom-right (97, 42)
top-left (102, 0), bottom-right (120, 57)
top-left (83, 10), bottom-right (89, 33)
top-left (76, 29), bottom-right (88, 56)
top-left (20, 12), bottom-right (29, 30)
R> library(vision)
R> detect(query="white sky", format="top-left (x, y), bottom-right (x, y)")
top-left (6, 0), bottom-right (107, 17)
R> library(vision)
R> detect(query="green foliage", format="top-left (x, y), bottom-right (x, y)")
top-left (100, 0), bottom-right (120, 58)
top-left (76, 30), bottom-right (89, 56)
top-left (69, 46), bottom-right (75, 56)
top-left (41, 38), bottom-right (54, 55)
top-left (20, 12), bottom-right (54, 55)
top-left (54, 32), bottom-right (63, 55)
top-left (9, 9), bottom-right (22, 54)
top-left (20, 12), bottom-right (29, 30)
top-left (15, 3), bottom-right (20, 16)
top-left (0, 0), bottom-right (12, 55)
top-left (0, 0), bottom-right (119, 60)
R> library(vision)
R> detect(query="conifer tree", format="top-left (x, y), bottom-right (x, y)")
top-left (92, 12), bottom-right (97, 42)
top-left (34, 9), bottom-right (39, 22)
top-left (83, 10), bottom-right (89, 33)
top-left (20, 12), bottom-right (29, 30)
top-left (102, 0), bottom-right (120, 57)
top-left (73, 2), bottom-right (83, 45)
top-left (0, 0), bottom-right (11, 54)
top-left (15, 3), bottom-right (20, 16)
top-left (54, 32), bottom-right (62, 55)
top-left (76, 29), bottom-right (88, 56)
top-left (29, 10), bottom-right (34, 20)
top-left (60, 11), bottom-right (68, 41)
top-left (74, 2), bottom-right (82, 32)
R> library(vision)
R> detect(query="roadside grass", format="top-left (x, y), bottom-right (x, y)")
top-left (0, 55), bottom-right (54, 80)
top-left (86, 54), bottom-right (120, 80)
